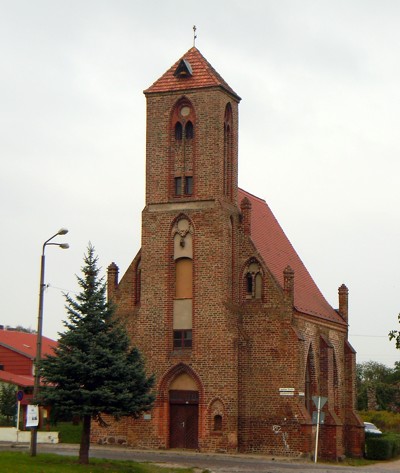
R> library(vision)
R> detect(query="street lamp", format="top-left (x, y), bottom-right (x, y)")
top-left (30, 228), bottom-right (69, 457)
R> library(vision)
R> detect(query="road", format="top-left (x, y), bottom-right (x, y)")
top-left (3, 443), bottom-right (400, 473)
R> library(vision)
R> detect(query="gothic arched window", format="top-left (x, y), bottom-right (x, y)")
top-left (135, 259), bottom-right (141, 304)
top-left (305, 345), bottom-right (317, 415)
top-left (170, 100), bottom-right (196, 198)
top-left (185, 121), bottom-right (194, 139)
top-left (175, 122), bottom-right (183, 140)
top-left (224, 103), bottom-right (233, 198)
top-left (172, 217), bottom-right (193, 349)
top-left (244, 260), bottom-right (263, 300)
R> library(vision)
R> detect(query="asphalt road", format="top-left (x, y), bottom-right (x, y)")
top-left (3, 443), bottom-right (400, 473)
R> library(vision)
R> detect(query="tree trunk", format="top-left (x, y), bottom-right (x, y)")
top-left (79, 414), bottom-right (91, 464)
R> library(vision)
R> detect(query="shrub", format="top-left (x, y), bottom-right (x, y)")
top-left (366, 436), bottom-right (393, 460)
top-left (360, 410), bottom-right (400, 433)
top-left (365, 433), bottom-right (400, 460)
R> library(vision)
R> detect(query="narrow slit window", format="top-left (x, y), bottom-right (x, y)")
top-left (246, 273), bottom-right (253, 294)
top-left (185, 176), bottom-right (193, 195)
top-left (185, 121), bottom-right (194, 139)
top-left (174, 177), bottom-right (182, 195)
top-left (175, 122), bottom-right (183, 140)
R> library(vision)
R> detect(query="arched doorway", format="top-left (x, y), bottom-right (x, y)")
top-left (169, 372), bottom-right (199, 449)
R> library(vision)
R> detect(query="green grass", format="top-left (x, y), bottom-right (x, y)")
top-left (0, 452), bottom-right (196, 473)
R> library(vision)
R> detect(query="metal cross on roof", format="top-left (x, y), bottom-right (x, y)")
top-left (193, 25), bottom-right (197, 47)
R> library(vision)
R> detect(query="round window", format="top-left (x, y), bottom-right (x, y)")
top-left (180, 106), bottom-right (190, 117)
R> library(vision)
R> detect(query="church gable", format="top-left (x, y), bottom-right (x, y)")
top-left (238, 188), bottom-right (346, 325)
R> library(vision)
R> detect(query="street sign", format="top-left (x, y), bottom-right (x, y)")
top-left (279, 388), bottom-right (295, 396)
top-left (312, 395), bottom-right (327, 464)
top-left (16, 390), bottom-right (24, 402)
top-left (312, 411), bottom-right (325, 425)
top-left (312, 396), bottom-right (327, 409)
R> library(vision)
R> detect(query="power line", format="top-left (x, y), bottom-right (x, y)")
top-left (350, 334), bottom-right (389, 338)
top-left (46, 284), bottom-right (78, 295)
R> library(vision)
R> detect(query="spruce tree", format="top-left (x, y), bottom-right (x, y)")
top-left (38, 244), bottom-right (154, 464)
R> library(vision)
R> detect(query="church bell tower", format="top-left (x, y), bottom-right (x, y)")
top-left (138, 47), bottom-right (242, 449)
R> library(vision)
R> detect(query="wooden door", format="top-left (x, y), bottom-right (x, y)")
top-left (170, 404), bottom-right (198, 448)
top-left (169, 390), bottom-right (199, 449)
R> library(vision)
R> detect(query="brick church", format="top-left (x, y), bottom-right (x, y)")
top-left (92, 47), bottom-right (364, 459)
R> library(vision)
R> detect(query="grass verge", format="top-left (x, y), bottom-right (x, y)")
top-left (0, 451), bottom-right (196, 473)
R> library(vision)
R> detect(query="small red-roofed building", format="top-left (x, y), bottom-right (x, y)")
top-left (92, 47), bottom-right (364, 459)
top-left (0, 328), bottom-right (57, 426)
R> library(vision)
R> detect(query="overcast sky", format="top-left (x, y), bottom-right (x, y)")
top-left (1, 0), bottom-right (399, 368)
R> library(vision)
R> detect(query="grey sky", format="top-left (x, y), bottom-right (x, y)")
top-left (1, 0), bottom-right (399, 367)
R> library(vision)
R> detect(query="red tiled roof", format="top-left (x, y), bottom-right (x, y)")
top-left (238, 189), bottom-right (346, 326)
top-left (0, 330), bottom-right (57, 359)
top-left (144, 47), bottom-right (241, 100)
top-left (0, 369), bottom-right (34, 388)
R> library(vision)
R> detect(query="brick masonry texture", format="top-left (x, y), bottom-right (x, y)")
top-left (91, 47), bottom-right (364, 460)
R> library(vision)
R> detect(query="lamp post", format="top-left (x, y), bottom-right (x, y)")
top-left (30, 228), bottom-right (69, 457)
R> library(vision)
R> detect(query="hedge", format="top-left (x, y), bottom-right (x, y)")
top-left (365, 433), bottom-right (400, 460)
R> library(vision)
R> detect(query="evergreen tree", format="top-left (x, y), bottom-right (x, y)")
top-left (38, 244), bottom-right (154, 464)
top-left (0, 384), bottom-right (17, 425)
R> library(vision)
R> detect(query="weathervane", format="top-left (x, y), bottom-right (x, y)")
top-left (193, 25), bottom-right (197, 47)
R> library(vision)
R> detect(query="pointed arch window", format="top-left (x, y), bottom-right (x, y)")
top-left (244, 260), bottom-right (263, 300)
top-left (333, 351), bottom-right (340, 415)
top-left (213, 415), bottom-right (223, 431)
top-left (246, 273), bottom-right (253, 294)
top-left (175, 122), bottom-right (183, 140)
top-left (172, 217), bottom-right (193, 350)
top-left (185, 121), bottom-right (194, 139)
top-left (224, 103), bottom-right (233, 198)
top-left (170, 100), bottom-right (196, 199)
top-left (175, 258), bottom-right (193, 298)
top-left (135, 259), bottom-right (142, 304)
top-left (305, 346), bottom-right (317, 415)
top-left (319, 336), bottom-right (331, 398)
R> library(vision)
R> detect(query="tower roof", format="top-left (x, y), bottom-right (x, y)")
top-left (144, 47), bottom-right (241, 101)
